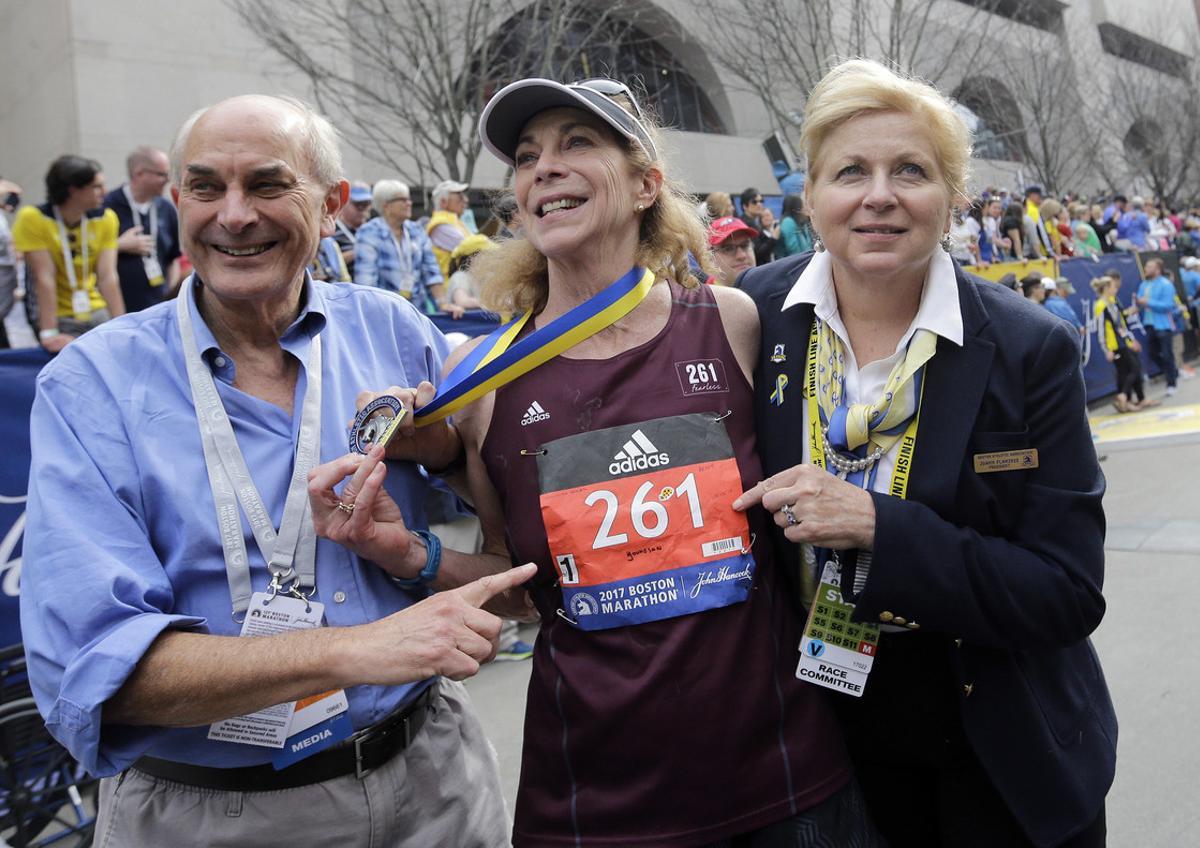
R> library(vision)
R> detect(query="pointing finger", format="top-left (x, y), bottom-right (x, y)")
top-left (457, 563), bottom-right (538, 608)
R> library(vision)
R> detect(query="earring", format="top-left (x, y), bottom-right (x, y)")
top-left (635, 204), bottom-right (644, 213)
top-left (940, 232), bottom-right (953, 252)
top-left (813, 236), bottom-right (825, 253)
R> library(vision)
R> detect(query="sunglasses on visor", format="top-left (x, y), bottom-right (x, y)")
top-left (568, 80), bottom-right (658, 161)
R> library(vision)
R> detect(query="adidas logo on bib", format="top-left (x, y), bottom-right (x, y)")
top-left (608, 429), bottom-right (671, 475)
top-left (522, 401), bottom-right (550, 426)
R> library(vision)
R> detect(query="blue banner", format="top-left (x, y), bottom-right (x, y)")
top-left (0, 348), bottom-right (52, 649)
top-left (1057, 253), bottom-right (1162, 399)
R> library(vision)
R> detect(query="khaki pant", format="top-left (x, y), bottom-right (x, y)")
top-left (93, 680), bottom-right (510, 848)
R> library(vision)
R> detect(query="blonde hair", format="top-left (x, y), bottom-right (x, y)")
top-left (1040, 198), bottom-right (1063, 220)
top-left (473, 92), bottom-right (713, 315)
top-left (704, 191), bottom-right (734, 220)
top-left (1090, 276), bottom-right (1115, 295)
top-left (799, 59), bottom-right (971, 206)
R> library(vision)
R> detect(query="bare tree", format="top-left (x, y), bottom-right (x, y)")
top-left (692, 0), bottom-right (1010, 133)
top-left (983, 50), bottom-right (1096, 194)
top-left (1108, 63), bottom-right (1200, 207)
top-left (228, 0), bottom-right (647, 189)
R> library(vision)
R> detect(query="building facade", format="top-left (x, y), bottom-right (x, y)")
top-left (2, 0), bottom-right (1197, 206)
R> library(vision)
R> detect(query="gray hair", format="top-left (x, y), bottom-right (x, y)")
top-left (169, 95), bottom-right (343, 188)
top-left (126, 145), bottom-right (166, 176)
top-left (372, 180), bottom-right (410, 213)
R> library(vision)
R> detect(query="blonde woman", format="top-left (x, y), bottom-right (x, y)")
top-left (737, 59), bottom-right (1113, 847)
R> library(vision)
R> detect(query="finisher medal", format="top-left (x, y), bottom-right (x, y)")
top-left (349, 395), bottom-right (407, 454)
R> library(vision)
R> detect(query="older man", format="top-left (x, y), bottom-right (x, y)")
top-left (103, 145), bottom-right (181, 312)
top-left (354, 179), bottom-right (461, 316)
top-left (20, 94), bottom-right (524, 846)
top-left (426, 178), bottom-right (471, 278)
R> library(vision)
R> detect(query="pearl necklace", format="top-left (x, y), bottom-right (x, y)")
top-left (821, 425), bottom-right (884, 479)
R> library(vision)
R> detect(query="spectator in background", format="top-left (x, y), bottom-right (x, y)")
top-left (1070, 203), bottom-right (1102, 258)
top-left (1001, 197), bottom-right (1025, 260)
top-left (948, 206), bottom-right (981, 265)
top-left (1023, 185), bottom-right (1052, 257)
top-left (354, 179), bottom-right (461, 315)
top-left (426, 179), bottom-right (471, 278)
top-left (1102, 194), bottom-right (1126, 228)
top-left (446, 233), bottom-right (495, 310)
top-left (774, 194), bottom-right (813, 259)
top-left (1091, 202), bottom-right (1116, 252)
top-left (1137, 257), bottom-right (1180, 395)
top-left (0, 178), bottom-right (20, 349)
top-left (708, 215), bottom-right (758, 286)
top-left (1147, 205), bottom-right (1175, 251)
top-left (104, 146), bottom-right (180, 313)
top-left (1043, 276), bottom-right (1085, 340)
top-left (1092, 273), bottom-right (1150, 413)
top-left (1039, 198), bottom-right (1073, 257)
top-left (333, 181), bottom-right (371, 274)
top-left (1021, 272), bottom-right (1048, 304)
top-left (738, 186), bottom-right (779, 266)
top-left (704, 191), bottom-right (734, 220)
top-left (1116, 196), bottom-right (1150, 250)
top-left (12, 155), bottom-right (125, 351)
top-left (982, 197), bottom-right (1010, 260)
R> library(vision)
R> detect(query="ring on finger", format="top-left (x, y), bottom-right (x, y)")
top-left (780, 503), bottom-right (799, 527)
top-left (336, 501), bottom-right (356, 514)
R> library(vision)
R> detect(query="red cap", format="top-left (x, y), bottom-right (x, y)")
top-left (708, 216), bottom-right (758, 246)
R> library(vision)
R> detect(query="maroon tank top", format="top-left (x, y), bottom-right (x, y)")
top-left (482, 281), bottom-right (850, 846)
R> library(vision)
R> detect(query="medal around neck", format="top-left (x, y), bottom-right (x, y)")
top-left (349, 395), bottom-right (407, 454)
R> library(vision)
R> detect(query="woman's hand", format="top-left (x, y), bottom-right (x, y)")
top-left (733, 464), bottom-right (876, 550)
top-left (308, 445), bottom-right (423, 579)
top-left (354, 383), bottom-right (461, 470)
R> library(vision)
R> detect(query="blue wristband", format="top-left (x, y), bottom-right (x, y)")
top-left (391, 530), bottom-right (442, 588)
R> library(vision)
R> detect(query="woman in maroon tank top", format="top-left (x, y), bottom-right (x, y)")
top-left (308, 79), bottom-right (878, 847)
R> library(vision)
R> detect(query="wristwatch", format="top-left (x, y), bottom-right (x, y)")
top-left (38, 328), bottom-right (61, 341)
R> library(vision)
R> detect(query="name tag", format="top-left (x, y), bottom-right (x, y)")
top-left (973, 448), bottom-right (1039, 473)
top-left (208, 593), bottom-right (341, 749)
top-left (796, 557), bottom-right (878, 698)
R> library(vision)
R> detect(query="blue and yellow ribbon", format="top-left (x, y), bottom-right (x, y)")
top-left (415, 266), bottom-right (656, 426)
top-left (770, 374), bottom-right (788, 406)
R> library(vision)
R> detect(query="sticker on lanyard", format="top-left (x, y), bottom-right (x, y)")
top-left (536, 413), bottom-right (755, 631)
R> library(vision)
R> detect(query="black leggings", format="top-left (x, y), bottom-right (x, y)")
top-left (1113, 347), bottom-right (1144, 402)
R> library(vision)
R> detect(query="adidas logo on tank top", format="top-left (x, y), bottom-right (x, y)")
top-left (522, 401), bottom-right (550, 426)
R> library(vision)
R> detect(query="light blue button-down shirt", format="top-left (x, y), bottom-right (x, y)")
top-left (21, 275), bottom-right (451, 776)
top-left (353, 217), bottom-right (443, 312)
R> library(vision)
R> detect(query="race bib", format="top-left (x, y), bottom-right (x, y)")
top-left (537, 413), bottom-right (755, 631)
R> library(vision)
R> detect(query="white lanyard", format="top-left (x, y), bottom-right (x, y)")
top-left (389, 225), bottom-right (415, 295)
top-left (335, 220), bottom-right (356, 243)
top-left (176, 277), bottom-right (323, 617)
top-left (53, 207), bottom-right (87, 292)
top-left (122, 184), bottom-right (158, 239)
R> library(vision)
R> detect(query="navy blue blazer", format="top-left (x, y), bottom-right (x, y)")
top-left (739, 253), bottom-right (1117, 847)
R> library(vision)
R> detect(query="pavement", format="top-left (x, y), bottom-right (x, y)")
top-left (465, 367), bottom-right (1200, 844)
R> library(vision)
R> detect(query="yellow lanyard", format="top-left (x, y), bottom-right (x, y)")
top-left (804, 320), bottom-right (923, 498)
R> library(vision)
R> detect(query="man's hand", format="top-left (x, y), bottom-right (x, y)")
top-left (309, 446), bottom-right (421, 578)
top-left (40, 333), bottom-right (76, 353)
top-left (349, 563), bottom-right (538, 683)
top-left (117, 225), bottom-right (155, 256)
top-left (354, 383), bottom-right (460, 469)
top-left (733, 464), bottom-right (876, 550)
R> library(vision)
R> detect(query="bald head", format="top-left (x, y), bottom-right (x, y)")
top-left (170, 95), bottom-right (343, 189)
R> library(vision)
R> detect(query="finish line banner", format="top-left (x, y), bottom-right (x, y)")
top-left (966, 253), bottom-right (1176, 399)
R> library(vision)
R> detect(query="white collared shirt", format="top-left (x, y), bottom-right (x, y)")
top-left (782, 249), bottom-right (964, 494)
